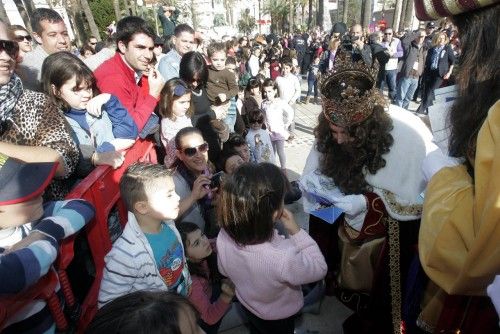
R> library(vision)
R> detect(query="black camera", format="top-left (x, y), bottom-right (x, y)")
top-left (210, 171), bottom-right (224, 189)
top-left (341, 34), bottom-right (359, 52)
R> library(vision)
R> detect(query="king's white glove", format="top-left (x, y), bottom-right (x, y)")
top-left (331, 194), bottom-right (367, 217)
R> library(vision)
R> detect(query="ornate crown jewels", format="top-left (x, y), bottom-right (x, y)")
top-left (320, 53), bottom-right (386, 127)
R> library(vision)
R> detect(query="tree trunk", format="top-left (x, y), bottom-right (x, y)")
top-left (113, 0), bottom-right (121, 21)
top-left (392, 0), bottom-right (403, 31)
top-left (0, 1), bottom-right (11, 25)
top-left (307, 0), bottom-right (312, 29)
top-left (289, 0), bottom-right (293, 32)
top-left (23, 0), bottom-right (36, 18)
top-left (403, 0), bottom-right (414, 30)
top-left (361, 0), bottom-right (372, 30)
top-left (80, 0), bottom-right (101, 40)
top-left (317, 0), bottom-right (323, 30)
top-left (12, 0), bottom-right (32, 31)
top-left (342, 0), bottom-right (348, 25)
top-left (130, 0), bottom-right (137, 16)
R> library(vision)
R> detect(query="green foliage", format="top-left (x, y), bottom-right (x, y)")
top-left (237, 8), bottom-right (256, 35)
top-left (214, 13), bottom-right (226, 27)
top-left (264, 0), bottom-right (289, 33)
top-left (89, 0), bottom-right (115, 39)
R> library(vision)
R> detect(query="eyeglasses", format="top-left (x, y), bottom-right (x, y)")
top-left (181, 142), bottom-right (209, 157)
top-left (249, 119), bottom-right (263, 124)
top-left (15, 35), bottom-right (32, 42)
top-left (0, 40), bottom-right (19, 58)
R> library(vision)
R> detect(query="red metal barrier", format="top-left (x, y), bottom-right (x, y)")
top-left (0, 270), bottom-right (68, 331)
top-left (60, 139), bottom-right (158, 332)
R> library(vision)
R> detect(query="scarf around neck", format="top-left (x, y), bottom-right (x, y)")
top-left (0, 74), bottom-right (23, 135)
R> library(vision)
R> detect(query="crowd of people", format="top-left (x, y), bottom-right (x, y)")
top-left (0, 0), bottom-right (499, 332)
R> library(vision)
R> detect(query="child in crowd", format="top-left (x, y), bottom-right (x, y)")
top-left (245, 109), bottom-right (275, 164)
top-left (305, 56), bottom-right (320, 104)
top-left (87, 291), bottom-right (204, 334)
top-left (261, 78), bottom-right (293, 171)
top-left (178, 222), bottom-right (244, 334)
top-left (206, 42), bottom-right (238, 122)
top-left (223, 133), bottom-right (251, 163)
top-left (217, 163), bottom-right (327, 333)
top-left (41, 52), bottom-right (138, 175)
top-left (0, 154), bottom-right (94, 333)
top-left (98, 163), bottom-right (192, 307)
top-left (259, 60), bottom-right (271, 79)
top-left (241, 78), bottom-right (263, 128)
top-left (219, 150), bottom-right (245, 174)
top-left (275, 58), bottom-right (300, 138)
top-left (159, 78), bottom-right (193, 167)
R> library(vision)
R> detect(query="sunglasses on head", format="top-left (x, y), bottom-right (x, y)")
top-left (0, 40), bottom-right (19, 58)
top-left (181, 142), bottom-right (209, 157)
top-left (173, 84), bottom-right (189, 97)
top-left (15, 35), bottom-right (32, 42)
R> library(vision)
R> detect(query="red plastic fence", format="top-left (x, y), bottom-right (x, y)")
top-left (0, 139), bottom-right (157, 332)
top-left (0, 270), bottom-right (67, 331)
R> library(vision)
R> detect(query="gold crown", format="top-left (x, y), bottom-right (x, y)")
top-left (320, 53), bottom-right (386, 127)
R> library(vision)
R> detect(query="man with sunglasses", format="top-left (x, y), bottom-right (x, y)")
top-left (395, 29), bottom-right (427, 110)
top-left (0, 19), bottom-right (79, 200)
top-left (376, 28), bottom-right (403, 102)
top-left (16, 8), bottom-right (70, 91)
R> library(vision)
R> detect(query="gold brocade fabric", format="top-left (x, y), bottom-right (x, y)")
top-left (418, 100), bottom-right (500, 329)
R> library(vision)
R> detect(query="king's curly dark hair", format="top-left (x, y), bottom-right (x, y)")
top-left (314, 107), bottom-right (393, 194)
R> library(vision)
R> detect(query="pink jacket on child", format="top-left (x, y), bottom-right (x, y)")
top-left (216, 228), bottom-right (327, 320)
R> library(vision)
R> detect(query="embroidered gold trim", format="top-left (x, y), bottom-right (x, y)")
top-left (363, 196), bottom-right (386, 236)
top-left (388, 217), bottom-right (402, 334)
top-left (382, 190), bottom-right (422, 217)
top-left (443, 0), bottom-right (464, 15)
top-left (423, 0), bottom-right (439, 19)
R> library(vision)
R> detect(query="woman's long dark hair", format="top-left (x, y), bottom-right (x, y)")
top-left (177, 222), bottom-right (222, 284)
top-left (179, 51), bottom-right (208, 89)
top-left (448, 4), bottom-right (500, 170)
top-left (315, 107), bottom-right (393, 194)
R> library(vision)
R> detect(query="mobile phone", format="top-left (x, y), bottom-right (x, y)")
top-left (210, 171), bottom-right (224, 189)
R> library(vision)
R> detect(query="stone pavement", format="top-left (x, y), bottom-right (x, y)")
top-left (220, 82), bottom-right (422, 334)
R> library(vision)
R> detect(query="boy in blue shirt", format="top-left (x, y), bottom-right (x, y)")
top-left (98, 162), bottom-right (191, 307)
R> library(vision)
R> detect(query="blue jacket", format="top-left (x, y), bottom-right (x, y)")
top-left (64, 95), bottom-right (138, 153)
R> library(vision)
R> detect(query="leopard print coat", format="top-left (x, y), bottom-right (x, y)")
top-left (0, 90), bottom-right (79, 200)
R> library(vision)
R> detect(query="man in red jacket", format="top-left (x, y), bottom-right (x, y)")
top-left (95, 16), bottom-right (165, 132)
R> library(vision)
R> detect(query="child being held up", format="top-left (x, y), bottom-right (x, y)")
top-left (41, 52), bottom-right (138, 175)
top-left (217, 163), bottom-right (327, 334)
top-left (98, 163), bottom-right (191, 307)
top-left (206, 42), bottom-right (238, 122)
top-left (0, 154), bottom-right (94, 333)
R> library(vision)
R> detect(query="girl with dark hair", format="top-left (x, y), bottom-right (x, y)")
top-left (217, 163), bottom-right (327, 334)
top-left (415, 1), bottom-right (500, 332)
top-left (159, 78), bottom-right (193, 167)
top-left (178, 222), bottom-right (240, 334)
top-left (172, 127), bottom-right (217, 236)
top-left (86, 291), bottom-right (203, 334)
top-left (301, 55), bottom-right (436, 333)
top-left (41, 51), bottom-right (138, 175)
top-left (180, 51), bottom-right (222, 165)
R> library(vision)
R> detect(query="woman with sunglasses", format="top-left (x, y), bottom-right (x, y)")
top-left (0, 20), bottom-right (79, 200)
top-left (9, 25), bottom-right (32, 61)
top-left (172, 127), bottom-right (217, 237)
